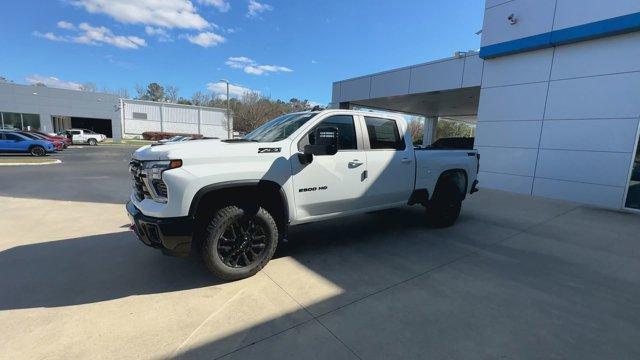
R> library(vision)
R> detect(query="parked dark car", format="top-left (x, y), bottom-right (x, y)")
top-left (0, 131), bottom-right (56, 156)
top-left (20, 132), bottom-right (64, 151)
top-left (30, 130), bottom-right (71, 148)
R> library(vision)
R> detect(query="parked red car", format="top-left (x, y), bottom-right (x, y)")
top-left (29, 130), bottom-right (71, 148)
top-left (20, 132), bottom-right (65, 151)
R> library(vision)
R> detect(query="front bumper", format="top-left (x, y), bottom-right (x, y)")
top-left (126, 201), bottom-right (194, 257)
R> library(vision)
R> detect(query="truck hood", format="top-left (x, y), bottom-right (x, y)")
top-left (132, 139), bottom-right (287, 162)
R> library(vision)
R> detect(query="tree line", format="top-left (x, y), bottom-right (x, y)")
top-left (134, 82), bottom-right (323, 133)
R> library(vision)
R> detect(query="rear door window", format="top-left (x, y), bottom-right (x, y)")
top-left (364, 117), bottom-right (405, 150)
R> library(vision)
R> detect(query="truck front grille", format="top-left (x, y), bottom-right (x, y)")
top-left (129, 160), bottom-right (150, 201)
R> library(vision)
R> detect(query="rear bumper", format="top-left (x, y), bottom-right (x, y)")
top-left (126, 201), bottom-right (194, 257)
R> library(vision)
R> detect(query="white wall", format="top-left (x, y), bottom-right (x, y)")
top-left (332, 53), bottom-right (482, 105)
top-left (477, 0), bottom-right (640, 209)
top-left (122, 99), bottom-right (230, 139)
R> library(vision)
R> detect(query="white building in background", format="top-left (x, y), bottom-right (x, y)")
top-left (0, 82), bottom-right (232, 141)
top-left (332, 0), bottom-right (640, 212)
top-left (121, 99), bottom-right (230, 140)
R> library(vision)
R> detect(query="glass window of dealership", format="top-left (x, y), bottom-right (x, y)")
top-left (1, 112), bottom-right (41, 131)
top-left (627, 131), bottom-right (640, 210)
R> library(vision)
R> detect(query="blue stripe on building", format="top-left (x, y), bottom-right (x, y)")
top-left (479, 12), bottom-right (640, 59)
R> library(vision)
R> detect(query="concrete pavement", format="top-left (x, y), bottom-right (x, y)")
top-left (2, 189), bottom-right (639, 359)
top-left (1, 146), bottom-right (639, 359)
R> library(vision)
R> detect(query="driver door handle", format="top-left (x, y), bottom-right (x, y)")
top-left (401, 158), bottom-right (412, 164)
top-left (348, 159), bottom-right (363, 168)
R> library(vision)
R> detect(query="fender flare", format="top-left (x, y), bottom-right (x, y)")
top-left (188, 180), bottom-right (289, 224)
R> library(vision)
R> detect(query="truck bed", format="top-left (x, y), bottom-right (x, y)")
top-left (414, 147), bottom-right (479, 196)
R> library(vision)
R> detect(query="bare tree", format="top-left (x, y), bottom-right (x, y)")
top-left (407, 118), bottom-right (425, 146)
top-left (115, 88), bottom-right (130, 99)
top-left (80, 82), bottom-right (97, 92)
top-left (134, 84), bottom-right (146, 99)
top-left (191, 91), bottom-right (212, 106)
top-left (165, 85), bottom-right (179, 103)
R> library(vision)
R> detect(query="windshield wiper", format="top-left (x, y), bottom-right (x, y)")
top-left (222, 138), bottom-right (259, 143)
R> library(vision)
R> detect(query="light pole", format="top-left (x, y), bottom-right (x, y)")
top-left (220, 79), bottom-right (232, 139)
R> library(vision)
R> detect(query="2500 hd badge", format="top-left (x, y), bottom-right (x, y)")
top-left (298, 186), bottom-right (328, 192)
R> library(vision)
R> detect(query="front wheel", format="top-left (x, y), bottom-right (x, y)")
top-left (29, 145), bottom-right (46, 157)
top-left (202, 205), bottom-right (278, 281)
top-left (88, 138), bottom-right (97, 146)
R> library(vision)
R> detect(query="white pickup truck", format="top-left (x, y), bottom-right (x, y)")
top-left (63, 128), bottom-right (107, 145)
top-left (127, 110), bottom-right (479, 280)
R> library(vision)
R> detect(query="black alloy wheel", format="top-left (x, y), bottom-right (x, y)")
top-left (202, 205), bottom-right (278, 280)
top-left (30, 146), bottom-right (46, 157)
top-left (217, 216), bottom-right (269, 268)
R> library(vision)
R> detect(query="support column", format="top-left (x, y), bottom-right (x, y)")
top-left (422, 116), bottom-right (438, 147)
top-left (197, 107), bottom-right (202, 135)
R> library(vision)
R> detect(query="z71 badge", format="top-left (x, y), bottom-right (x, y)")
top-left (258, 147), bottom-right (281, 153)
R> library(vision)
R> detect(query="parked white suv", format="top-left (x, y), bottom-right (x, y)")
top-left (127, 110), bottom-right (479, 280)
top-left (64, 129), bottom-right (107, 145)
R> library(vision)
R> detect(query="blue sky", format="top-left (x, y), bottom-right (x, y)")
top-left (0, 0), bottom-right (484, 104)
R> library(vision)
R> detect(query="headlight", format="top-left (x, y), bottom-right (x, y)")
top-left (140, 160), bottom-right (182, 203)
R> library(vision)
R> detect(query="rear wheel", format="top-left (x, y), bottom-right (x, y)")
top-left (29, 145), bottom-right (46, 157)
top-left (425, 181), bottom-right (462, 228)
top-left (202, 205), bottom-right (278, 281)
top-left (88, 138), bottom-right (98, 146)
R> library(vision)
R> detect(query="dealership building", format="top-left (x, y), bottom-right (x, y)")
top-left (0, 83), bottom-right (231, 142)
top-left (332, 0), bottom-right (640, 212)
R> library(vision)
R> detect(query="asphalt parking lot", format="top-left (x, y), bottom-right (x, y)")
top-left (2, 146), bottom-right (640, 359)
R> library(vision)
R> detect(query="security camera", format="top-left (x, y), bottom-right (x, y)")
top-left (508, 14), bottom-right (518, 25)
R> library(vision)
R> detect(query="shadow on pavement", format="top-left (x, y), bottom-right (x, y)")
top-left (0, 231), bottom-right (220, 310)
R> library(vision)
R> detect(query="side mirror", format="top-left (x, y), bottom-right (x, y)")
top-left (298, 126), bottom-right (339, 165)
top-left (304, 126), bottom-right (338, 155)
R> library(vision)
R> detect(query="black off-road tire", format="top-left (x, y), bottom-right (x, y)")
top-left (425, 181), bottom-right (462, 228)
top-left (29, 145), bottom-right (46, 157)
top-left (202, 205), bottom-right (278, 281)
top-left (88, 138), bottom-right (98, 146)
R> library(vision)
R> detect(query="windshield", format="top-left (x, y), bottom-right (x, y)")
top-left (244, 112), bottom-right (318, 142)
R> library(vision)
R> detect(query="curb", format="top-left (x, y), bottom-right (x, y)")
top-left (0, 159), bottom-right (62, 166)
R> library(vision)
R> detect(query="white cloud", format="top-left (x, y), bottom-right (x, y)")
top-left (225, 56), bottom-right (254, 68)
top-left (225, 56), bottom-right (292, 75)
top-left (35, 22), bottom-right (147, 49)
top-left (71, 0), bottom-right (210, 29)
top-left (206, 82), bottom-right (257, 98)
top-left (247, 0), bottom-right (272, 18)
top-left (145, 26), bottom-right (172, 42)
top-left (57, 21), bottom-right (76, 30)
top-left (75, 23), bottom-right (147, 49)
top-left (198, 0), bottom-right (230, 12)
top-left (25, 75), bottom-right (83, 91)
top-left (33, 31), bottom-right (69, 42)
top-left (184, 31), bottom-right (226, 47)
